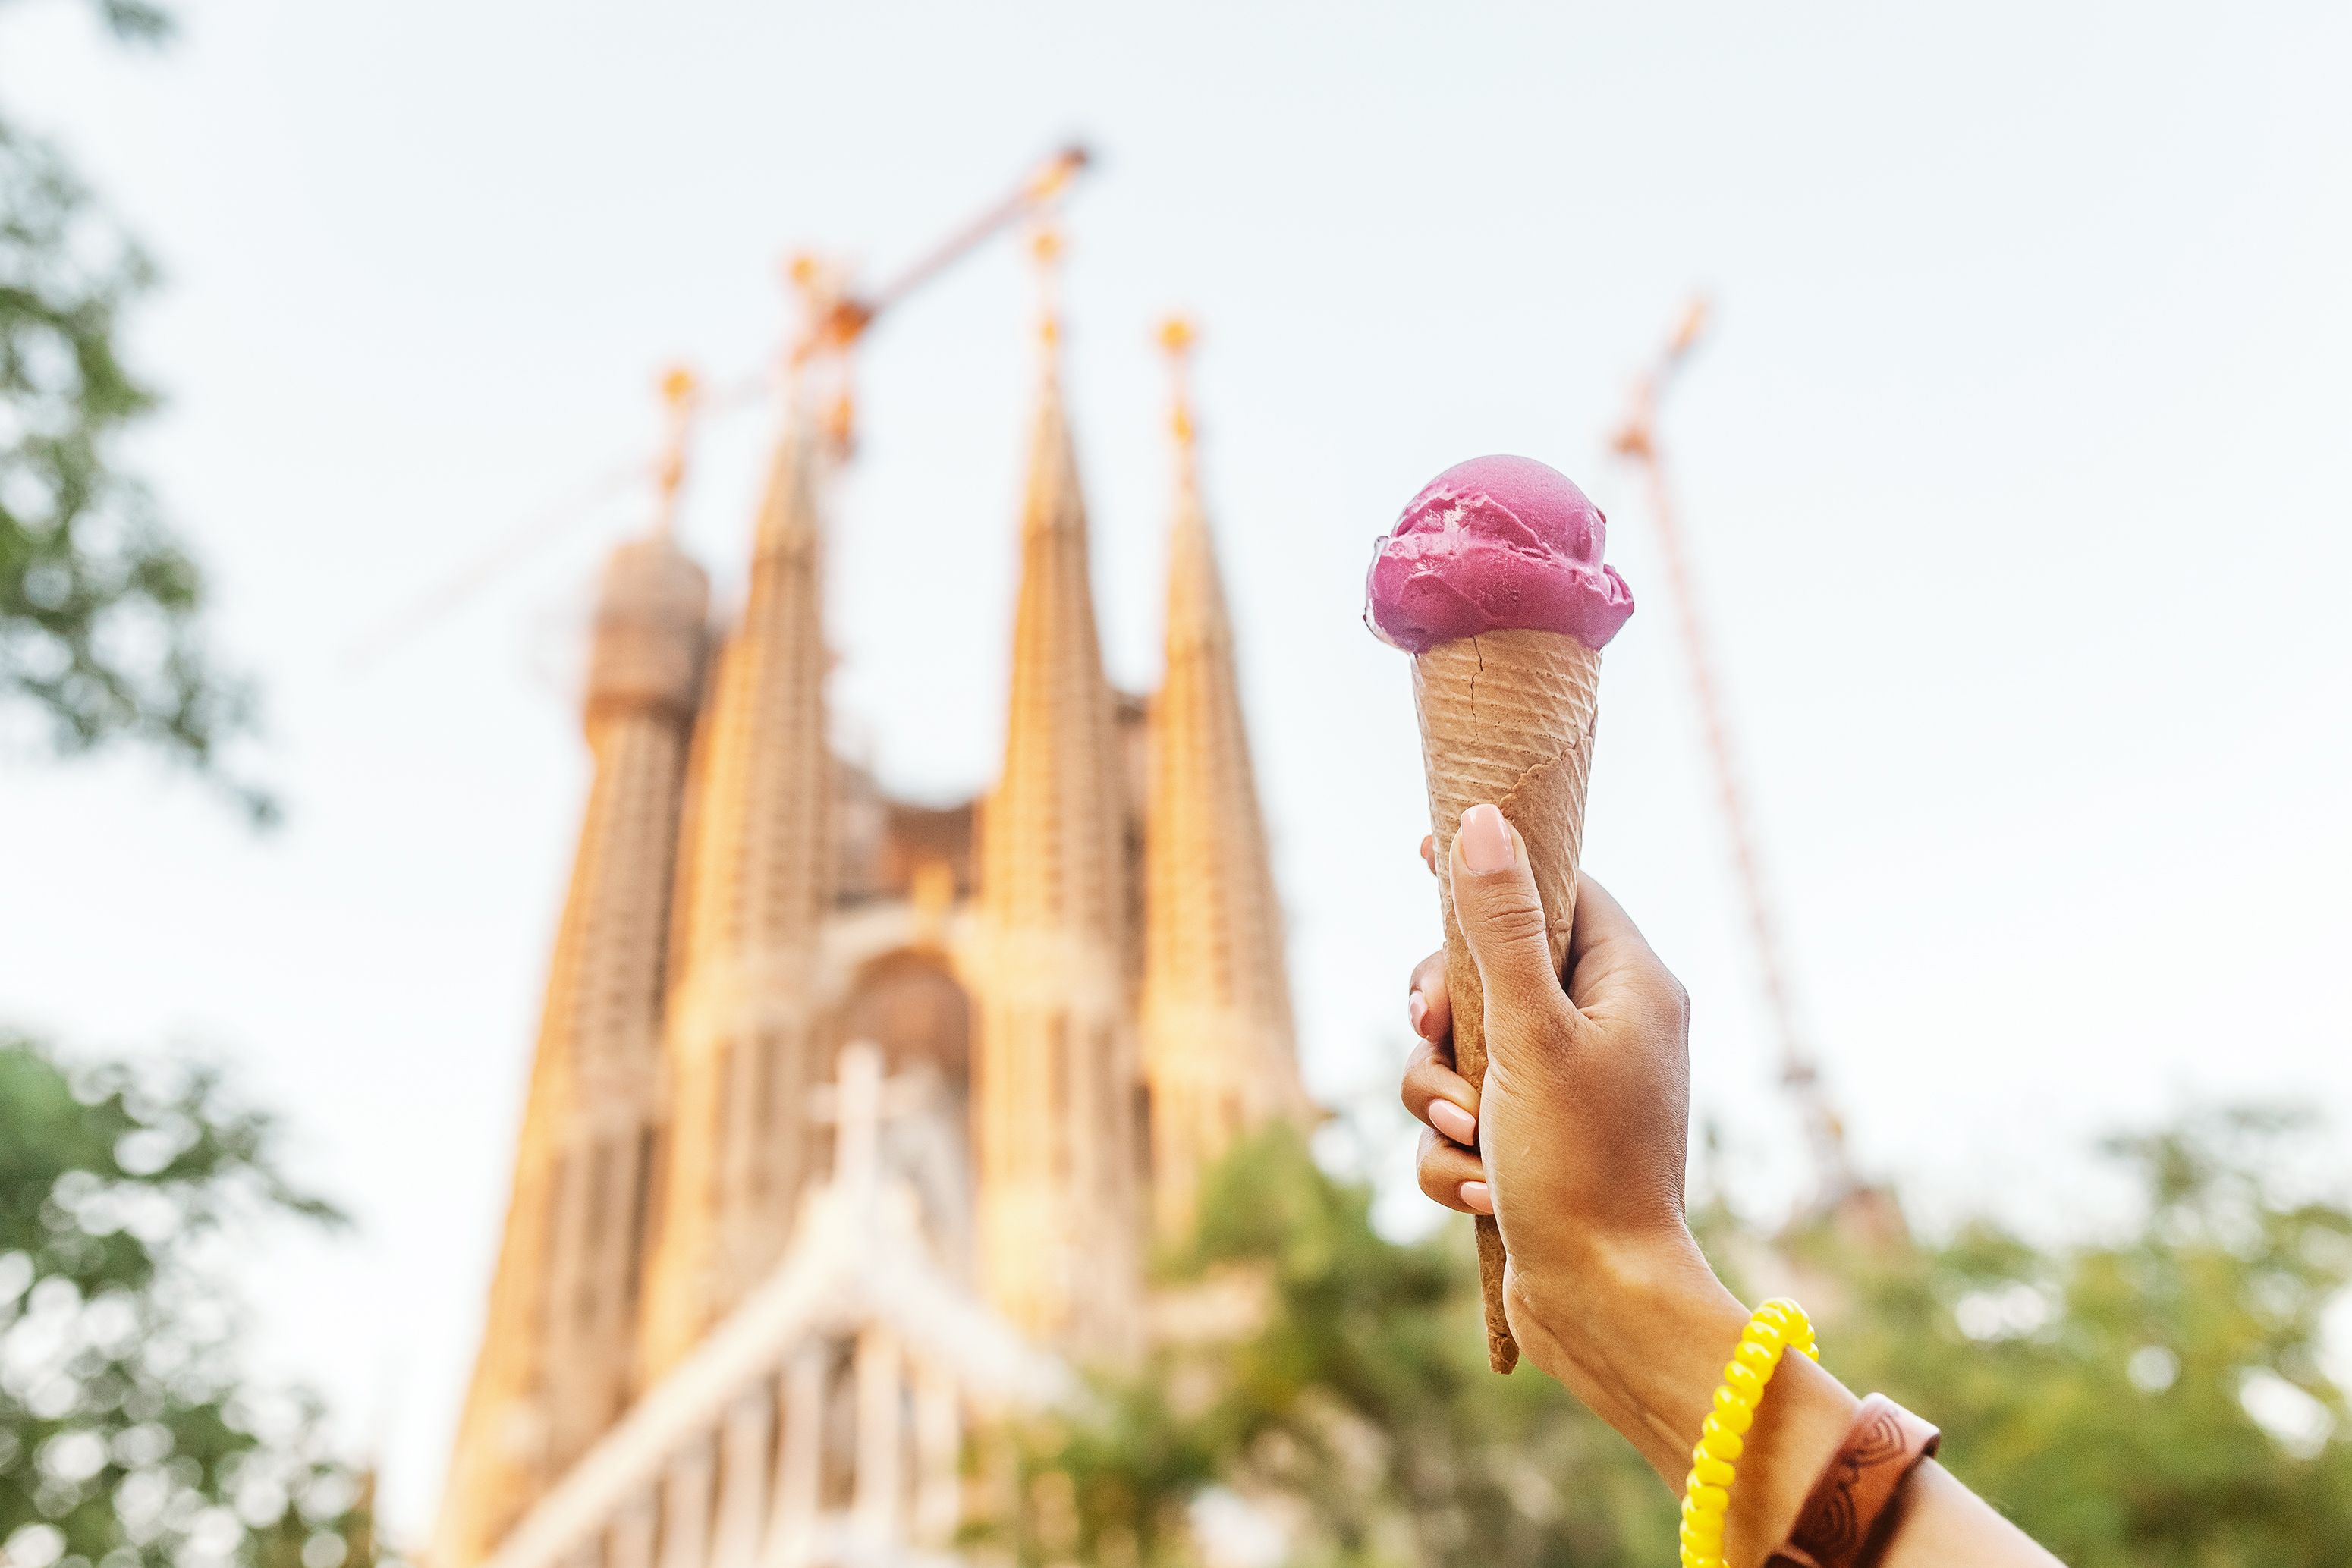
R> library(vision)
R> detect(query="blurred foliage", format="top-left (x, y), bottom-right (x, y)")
top-left (980, 1111), bottom-right (2352, 1566)
top-left (17, 0), bottom-right (175, 42)
top-left (0, 1035), bottom-right (378, 1568)
top-left (1770, 1108), bottom-right (2352, 1568)
top-left (973, 1127), bottom-right (1669, 1568)
top-left (0, 0), bottom-right (269, 819)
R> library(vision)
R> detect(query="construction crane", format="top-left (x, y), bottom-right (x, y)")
top-left (345, 143), bottom-right (1092, 667)
top-left (1608, 299), bottom-right (1863, 1208)
top-left (791, 143), bottom-right (1089, 367)
top-left (783, 141), bottom-right (1090, 458)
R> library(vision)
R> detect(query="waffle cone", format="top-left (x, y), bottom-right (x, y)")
top-left (1412, 627), bottom-right (1604, 1373)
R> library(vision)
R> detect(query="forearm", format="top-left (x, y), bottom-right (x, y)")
top-left (1879, 1462), bottom-right (2064, 1568)
top-left (1510, 1241), bottom-right (2061, 1568)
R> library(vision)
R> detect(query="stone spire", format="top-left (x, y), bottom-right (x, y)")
top-left (637, 378), bottom-right (833, 1380)
top-left (971, 226), bottom-right (1141, 1353)
top-left (1139, 322), bottom-right (1303, 1234)
top-left (436, 370), bottom-right (711, 1568)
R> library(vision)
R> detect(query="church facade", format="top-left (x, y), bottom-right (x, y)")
top-left (432, 314), bottom-right (1304, 1568)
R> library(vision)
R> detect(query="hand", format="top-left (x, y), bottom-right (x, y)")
top-left (1402, 815), bottom-right (1693, 1252)
top-left (1401, 804), bottom-right (1749, 1477)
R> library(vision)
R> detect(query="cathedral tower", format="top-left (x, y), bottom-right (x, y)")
top-left (970, 229), bottom-right (1142, 1352)
top-left (435, 376), bottom-right (711, 1568)
top-left (637, 400), bottom-right (832, 1379)
top-left (1139, 322), bottom-right (1304, 1233)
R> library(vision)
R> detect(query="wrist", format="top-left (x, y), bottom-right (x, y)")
top-left (1504, 1240), bottom-right (1860, 1567)
top-left (1505, 1233), bottom-right (1747, 1475)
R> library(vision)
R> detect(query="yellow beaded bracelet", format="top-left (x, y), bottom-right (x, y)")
top-left (1678, 1297), bottom-right (1819, 1568)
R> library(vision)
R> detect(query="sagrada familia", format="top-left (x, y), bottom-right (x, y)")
top-left (432, 250), bottom-right (1308, 1568)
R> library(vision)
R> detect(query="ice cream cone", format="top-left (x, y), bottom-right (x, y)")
top-left (1413, 625), bottom-right (1603, 1373)
top-left (1367, 453), bottom-right (1632, 1375)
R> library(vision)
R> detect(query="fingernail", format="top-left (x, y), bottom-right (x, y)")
top-left (1429, 1099), bottom-right (1477, 1145)
top-left (1407, 991), bottom-right (1429, 1037)
top-left (1460, 1180), bottom-right (1494, 1214)
top-left (1457, 803), bottom-right (1515, 874)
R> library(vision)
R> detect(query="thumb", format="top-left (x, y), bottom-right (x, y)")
top-left (1448, 803), bottom-right (1569, 1024)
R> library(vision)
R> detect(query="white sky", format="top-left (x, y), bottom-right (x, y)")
top-left (5, 0), bottom-right (2349, 1543)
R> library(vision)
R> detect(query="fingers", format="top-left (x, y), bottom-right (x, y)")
top-left (1417, 1126), bottom-right (1491, 1214)
top-left (1419, 833), bottom-right (1438, 875)
top-left (1401, 1035), bottom-right (1479, 1145)
top-left (1407, 947), bottom-right (1451, 1051)
top-left (1402, 969), bottom-right (1484, 1214)
top-left (1446, 804), bottom-right (1574, 1026)
top-left (1564, 874), bottom-right (1689, 1037)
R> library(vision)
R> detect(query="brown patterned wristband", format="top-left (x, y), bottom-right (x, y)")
top-left (1765, 1394), bottom-right (1940, 1568)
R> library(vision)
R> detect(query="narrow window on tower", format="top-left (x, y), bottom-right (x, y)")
top-left (1099, 1025), bottom-right (1121, 1189)
top-left (1049, 1015), bottom-right (1070, 1183)
top-left (580, 1138), bottom-right (613, 1326)
top-left (626, 1126), bottom-right (660, 1309)
top-left (751, 1027), bottom-right (777, 1199)
top-left (540, 1149), bottom-right (573, 1338)
top-left (1134, 1083), bottom-right (1155, 1194)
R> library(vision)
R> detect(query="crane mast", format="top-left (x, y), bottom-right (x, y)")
top-left (1610, 300), bottom-right (1861, 1206)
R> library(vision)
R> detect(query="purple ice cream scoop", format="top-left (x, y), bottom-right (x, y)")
top-left (1364, 454), bottom-right (1634, 655)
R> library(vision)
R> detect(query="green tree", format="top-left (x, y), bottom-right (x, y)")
top-left (2, 16), bottom-right (350, 1564)
top-left (0, 1035), bottom-right (377, 1568)
top-left (1778, 1108), bottom-right (2352, 1568)
top-left (989, 1111), bottom-right (2352, 1566)
top-left (1, 0), bottom-right (266, 817)
top-left (977, 1127), bottom-right (1671, 1568)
